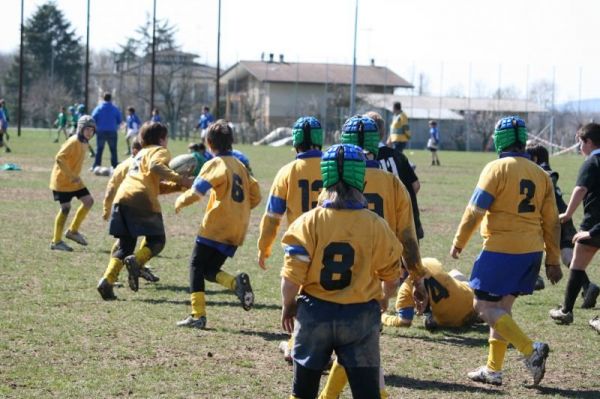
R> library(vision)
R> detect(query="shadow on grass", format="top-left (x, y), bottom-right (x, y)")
top-left (135, 297), bottom-right (280, 310)
top-left (534, 386), bottom-right (600, 398)
top-left (235, 329), bottom-right (289, 342)
top-left (393, 331), bottom-right (489, 348)
top-left (385, 374), bottom-right (503, 395)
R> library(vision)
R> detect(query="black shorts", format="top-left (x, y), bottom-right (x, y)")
top-left (578, 234), bottom-right (600, 249)
top-left (474, 289), bottom-right (520, 302)
top-left (52, 187), bottom-right (91, 203)
top-left (109, 203), bottom-right (165, 238)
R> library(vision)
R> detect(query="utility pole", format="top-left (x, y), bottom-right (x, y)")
top-left (349, 0), bottom-right (358, 116)
top-left (215, 0), bottom-right (222, 119)
top-left (17, 0), bottom-right (25, 136)
top-left (84, 0), bottom-right (91, 112)
top-left (150, 0), bottom-right (157, 112)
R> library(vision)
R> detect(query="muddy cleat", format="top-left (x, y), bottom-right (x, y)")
top-left (65, 230), bottom-right (88, 246)
top-left (50, 240), bottom-right (73, 252)
top-left (278, 341), bottom-right (292, 364)
top-left (467, 366), bottom-right (502, 386)
top-left (124, 255), bottom-right (141, 292)
top-left (549, 306), bottom-right (573, 325)
top-left (523, 342), bottom-right (549, 386)
top-left (534, 275), bottom-right (545, 291)
top-left (176, 315), bottom-right (207, 329)
top-left (582, 283), bottom-right (600, 309)
top-left (97, 278), bottom-right (117, 300)
top-left (589, 316), bottom-right (600, 333)
top-left (140, 266), bottom-right (160, 283)
top-left (234, 272), bottom-right (254, 311)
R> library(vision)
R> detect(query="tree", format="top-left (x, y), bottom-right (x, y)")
top-left (5, 2), bottom-right (82, 96)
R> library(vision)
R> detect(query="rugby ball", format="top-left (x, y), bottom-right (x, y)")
top-left (93, 166), bottom-right (112, 176)
top-left (169, 153), bottom-right (198, 177)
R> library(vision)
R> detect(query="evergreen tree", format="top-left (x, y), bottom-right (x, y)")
top-left (5, 2), bottom-right (83, 98)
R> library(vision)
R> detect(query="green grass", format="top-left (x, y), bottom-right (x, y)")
top-left (1, 130), bottom-right (599, 398)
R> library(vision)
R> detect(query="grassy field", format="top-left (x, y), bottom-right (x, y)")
top-left (1, 130), bottom-right (599, 398)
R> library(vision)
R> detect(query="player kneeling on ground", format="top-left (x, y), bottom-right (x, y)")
top-left (450, 116), bottom-right (562, 386)
top-left (49, 116), bottom-right (97, 252)
top-left (280, 144), bottom-right (403, 399)
top-left (175, 120), bottom-right (261, 329)
top-left (382, 257), bottom-right (477, 331)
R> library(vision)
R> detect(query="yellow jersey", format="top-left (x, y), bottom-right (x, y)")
top-left (258, 150), bottom-right (322, 258)
top-left (453, 153), bottom-right (560, 265)
top-left (103, 158), bottom-right (131, 218)
top-left (281, 204), bottom-right (402, 304)
top-left (389, 112), bottom-right (411, 144)
top-left (49, 135), bottom-right (88, 192)
top-left (396, 258), bottom-right (475, 327)
top-left (178, 153), bottom-right (261, 255)
top-left (113, 145), bottom-right (183, 213)
top-left (364, 162), bottom-right (424, 279)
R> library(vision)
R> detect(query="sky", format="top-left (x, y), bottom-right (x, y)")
top-left (2, 0), bottom-right (599, 104)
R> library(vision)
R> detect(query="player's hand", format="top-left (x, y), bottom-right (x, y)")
top-left (180, 176), bottom-right (194, 189)
top-left (572, 231), bottom-right (591, 243)
top-left (559, 213), bottom-right (571, 223)
top-left (102, 210), bottom-right (109, 221)
top-left (545, 264), bottom-right (563, 284)
top-left (281, 303), bottom-right (297, 334)
top-left (174, 195), bottom-right (185, 214)
top-left (378, 297), bottom-right (390, 313)
top-left (450, 245), bottom-right (462, 259)
top-left (258, 252), bottom-right (268, 270)
top-left (413, 277), bottom-right (428, 314)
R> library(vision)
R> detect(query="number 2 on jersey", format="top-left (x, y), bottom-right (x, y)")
top-left (518, 179), bottom-right (536, 213)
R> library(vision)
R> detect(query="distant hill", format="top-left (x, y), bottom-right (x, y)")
top-left (559, 98), bottom-right (600, 113)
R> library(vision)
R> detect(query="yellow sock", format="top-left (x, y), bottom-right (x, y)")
top-left (191, 291), bottom-right (206, 318)
top-left (68, 205), bottom-right (90, 232)
top-left (134, 246), bottom-right (153, 267)
top-left (103, 258), bottom-right (124, 284)
top-left (381, 314), bottom-right (411, 327)
top-left (216, 271), bottom-right (235, 290)
top-left (53, 210), bottom-right (68, 243)
top-left (319, 360), bottom-right (348, 399)
top-left (486, 338), bottom-right (509, 372)
top-left (493, 314), bottom-right (533, 357)
top-left (380, 388), bottom-right (389, 399)
top-left (138, 237), bottom-right (147, 250)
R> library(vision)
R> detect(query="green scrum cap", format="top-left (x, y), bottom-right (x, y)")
top-left (321, 143), bottom-right (366, 191)
top-left (340, 115), bottom-right (380, 156)
top-left (493, 116), bottom-right (528, 154)
top-left (292, 116), bottom-right (323, 148)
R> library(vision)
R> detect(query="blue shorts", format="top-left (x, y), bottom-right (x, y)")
top-left (469, 250), bottom-right (542, 297)
top-left (292, 294), bottom-right (381, 370)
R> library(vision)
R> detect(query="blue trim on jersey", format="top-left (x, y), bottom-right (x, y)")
top-left (267, 195), bottom-right (287, 215)
top-left (296, 149), bottom-right (322, 159)
top-left (321, 200), bottom-right (366, 209)
top-left (196, 236), bottom-right (237, 257)
top-left (397, 307), bottom-right (415, 321)
top-left (193, 179), bottom-right (212, 195)
top-left (499, 152), bottom-right (530, 159)
top-left (590, 148), bottom-right (600, 156)
top-left (470, 188), bottom-right (494, 210)
top-left (366, 160), bottom-right (380, 169)
top-left (283, 244), bottom-right (309, 256)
